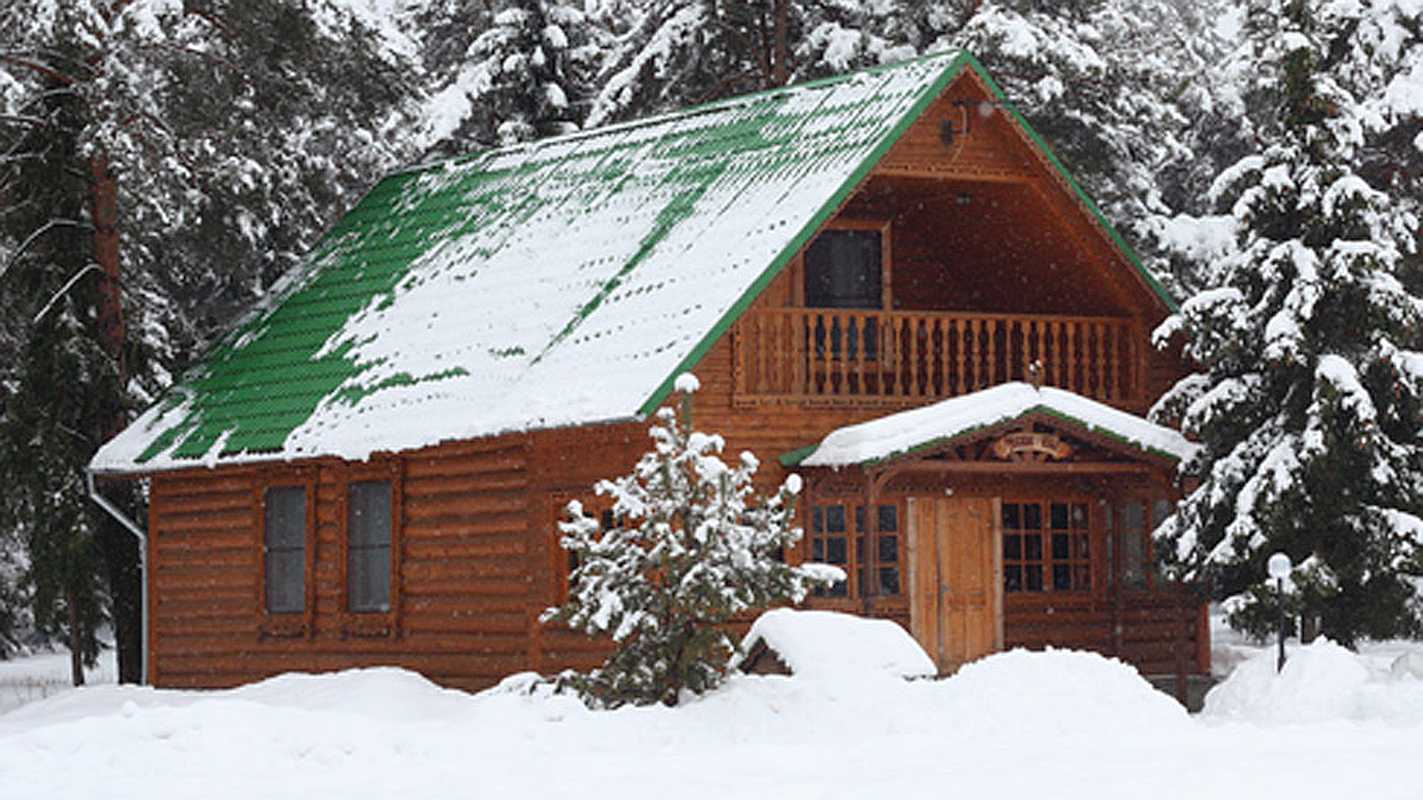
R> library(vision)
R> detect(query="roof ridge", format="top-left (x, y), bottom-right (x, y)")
top-left (388, 49), bottom-right (969, 180)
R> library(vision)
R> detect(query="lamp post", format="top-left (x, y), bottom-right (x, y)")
top-left (1267, 552), bottom-right (1292, 673)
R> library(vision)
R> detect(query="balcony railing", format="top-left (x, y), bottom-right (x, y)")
top-left (732, 308), bottom-right (1146, 408)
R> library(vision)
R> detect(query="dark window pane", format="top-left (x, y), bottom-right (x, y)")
top-left (1026, 565), bottom-right (1044, 591)
top-left (347, 481), bottom-right (392, 612)
top-left (348, 482), bottom-right (391, 547)
top-left (878, 535), bottom-right (898, 564)
top-left (265, 487), bottom-right (306, 550)
top-left (349, 546), bottom-right (391, 612)
top-left (856, 569), bottom-right (865, 595)
top-left (878, 504), bottom-right (897, 533)
top-left (826, 505), bottom-right (846, 533)
top-left (1024, 504), bottom-right (1042, 530)
top-left (1122, 531), bottom-right (1146, 589)
top-left (1052, 533), bottom-right (1070, 560)
top-left (1051, 503), bottom-right (1068, 530)
top-left (829, 579), bottom-right (848, 598)
top-left (1072, 503), bottom-right (1089, 529)
top-left (265, 550), bottom-right (304, 613)
top-left (879, 568), bottom-right (900, 595)
top-left (264, 487), bottom-right (306, 613)
top-left (1053, 564), bottom-right (1071, 591)
top-left (812, 539), bottom-right (824, 560)
top-left (1025, 534), bottom-right (1042, 561)
top-left (1076, 533), bottom-right (1090, 559)
top-left (855, 505), bottom-right (866, 533)
top-left (804, 230), bottom-right (882, 309)
top-left (1003, 504), bottom-right (1021, 530)
top-left (1004, 534), bottom-right (1022, 560)
top-left (813, 506), bottom-right (824, 533)
top-left (1004, 565), bottom-right (1022, 592)
top-left (855, 536), bottom-right (865, 562)
top-left (826, 536), bottom-right (847, 564)
top-left (1123, 501), bottom-right (1146, 534)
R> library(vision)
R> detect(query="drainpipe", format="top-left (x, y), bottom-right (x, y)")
top-left (85, 469), bottom-right (147, 686)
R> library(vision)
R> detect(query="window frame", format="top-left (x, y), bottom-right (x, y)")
top-left (1000, 497), bottom-right (1094, 596)
top-left (793, 219), bottom-right (894, 311)
top-left (256, 468), bottom-right (316, 639)
top-left (337, 460), bottom-right (403, 639)
top-left (806, 497), bottom-right (905, 602)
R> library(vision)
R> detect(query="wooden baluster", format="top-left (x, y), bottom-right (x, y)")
top-left (938, 318), bottom-right (950, 398)
top-left (986, 318), bottom-right (998, 388)
top-left (1094, 322), bottom-right (1106, 400)
top-left (953, 318), bottom-right (965, 395)
top-left (1065, 322), bottom-right (1077, 394)
top-left (851, 313), bottom-right (864, 397)
top-left (839, 313), bottom-right (851, 398)
top-left (1044, 320), bottom-right (1056, 388)
top-left (1016, 319), bottom-right (1028, 383)
top-left (1118, 322), bottom-right (1130, 401)
top-left (1041, 316), bottom-right (1053, 381)
top-left (1102, 323), bottom-right (1114, 402)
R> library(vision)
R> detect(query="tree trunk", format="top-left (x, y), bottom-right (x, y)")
top-left (67, 587), bottom-right (85, 688)
top-left (772, 0), bottom-right (789, 87)
top-left (89, 153), bottom-right (143, 685)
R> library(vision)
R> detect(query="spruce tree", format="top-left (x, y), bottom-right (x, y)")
top-left (1152, 0), bottom-right (1423, 645)
top-left (543, 376), bottom-right (840, 707)
top-left (421, 0), bottom-right (598, 151)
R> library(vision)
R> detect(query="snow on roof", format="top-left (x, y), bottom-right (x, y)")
top-left (788, 383), bottom-right (1199, 467)
top-left (91, 51), bottom-right (979, 475)
top-left (737, 608), bottom-right (936, 680)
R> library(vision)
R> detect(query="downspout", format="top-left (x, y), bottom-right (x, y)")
top-left (84, 468), bottom-right (147, 686)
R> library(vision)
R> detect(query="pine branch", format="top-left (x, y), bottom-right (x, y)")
top-left (0, 219), bottom-right (92, 282)
top-left (33, 263), bottom-right (102, 326)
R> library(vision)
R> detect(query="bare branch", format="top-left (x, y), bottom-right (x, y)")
top-left (33, 263), bottom-right (102, 326)
top-left (0, 219), bottom-right (93, 281)
top-left (0, 114), bottom-right (48, 129)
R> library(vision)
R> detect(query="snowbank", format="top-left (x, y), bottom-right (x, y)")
top-left (3, 648), bottom-right (1423, 800)
top-left (1203, 638), bottom-right (1423, 725)
top-left (737, 608), bottom-right (936, 680)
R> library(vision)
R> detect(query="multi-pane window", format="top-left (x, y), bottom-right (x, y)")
top-left (855, 504), bottom-right (900, 595)
top-left (346, 480), bottom-right (392, 612)
top-left (810, 501), bottom-right (902, 598)
top-left (263, 486), bottom-right (307, 614)
top-left (810, 504), bottom-right (849, 597)
top-left (1003, 501), bottom-right (1089, 593)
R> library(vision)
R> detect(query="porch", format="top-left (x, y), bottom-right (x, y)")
top-left (783, 383), bottom-right (1208, 684)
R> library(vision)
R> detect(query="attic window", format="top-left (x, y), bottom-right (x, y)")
top-left (804, 229), bottom-right (883, 309)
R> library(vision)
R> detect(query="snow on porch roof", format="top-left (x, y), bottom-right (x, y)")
top-left (90, 49), bottom-right (1172, 476)
top-left (782, 383), bottom-right (1199, 468)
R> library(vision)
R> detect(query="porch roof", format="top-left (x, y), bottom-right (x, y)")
top-left (781, 383), bottom-right (1199, 468)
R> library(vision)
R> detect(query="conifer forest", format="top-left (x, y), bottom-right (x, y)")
top-left (1, 0), bottom-right (1420, 685)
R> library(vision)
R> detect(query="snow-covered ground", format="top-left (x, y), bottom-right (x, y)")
top-left (2, 630), bottom-right (1423, 800)
top-left (0, 649), bottom-right (116, 716)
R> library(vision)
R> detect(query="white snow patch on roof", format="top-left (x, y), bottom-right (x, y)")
top-left (799, 383), bottom-right (1199, 466)
top-left (737, 608), bottom-right (936, 680)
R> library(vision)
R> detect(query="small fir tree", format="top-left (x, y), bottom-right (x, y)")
top-left (1152, 0), bottom-right (1423, 645)
top-left (542, 374), bottom-right (840, 707)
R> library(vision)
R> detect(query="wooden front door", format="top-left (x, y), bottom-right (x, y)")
top-left (907, 496), bottom-right (1003, 674)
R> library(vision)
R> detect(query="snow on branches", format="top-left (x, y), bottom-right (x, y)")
top-left (542, 374), bottom-right (840, 706)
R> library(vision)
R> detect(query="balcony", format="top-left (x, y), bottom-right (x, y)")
top-left (732, 308), bottom-right (1147, 409)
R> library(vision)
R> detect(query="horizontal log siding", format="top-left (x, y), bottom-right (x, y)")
top-left (148, 434), bottom-right (538, 692)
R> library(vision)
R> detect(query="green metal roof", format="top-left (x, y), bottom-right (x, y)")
top-left (91, 51), bottom-right (1171, 475)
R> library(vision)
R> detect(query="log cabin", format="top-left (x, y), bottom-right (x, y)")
top-left (89, 51), bottom-right (1210, 693)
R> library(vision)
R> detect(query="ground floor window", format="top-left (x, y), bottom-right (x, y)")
top-left (1002, 500), bottom-right (1090, 593)
top-left (1107, 498), bottom-right (1173, 591)
top-left (809, 501), bottom-right (901, 598)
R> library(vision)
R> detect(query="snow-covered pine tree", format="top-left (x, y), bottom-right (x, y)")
top-left (542, 375), bottom-right (841, 707)
top-left (1152, 0), bottom-right (1423, 645)
top-left (420, 0), bottom-right (598, 152)
top-left (0, 0), bottom-right (418, 682)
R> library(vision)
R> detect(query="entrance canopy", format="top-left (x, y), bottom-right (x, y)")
top-left (781, 383), bottom-right (1198, 469)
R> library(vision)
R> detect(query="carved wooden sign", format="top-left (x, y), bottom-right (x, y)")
top-left (991, 432), bottom-right (1073, 462)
